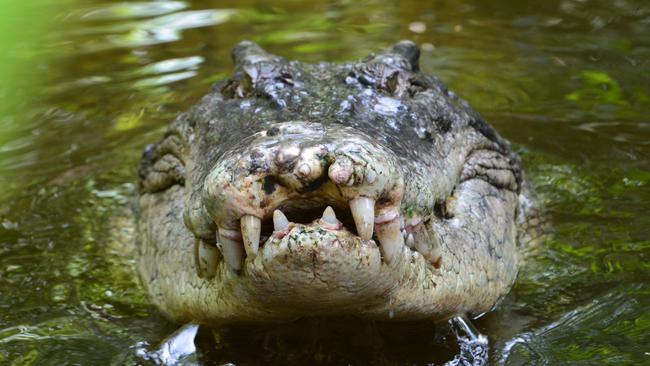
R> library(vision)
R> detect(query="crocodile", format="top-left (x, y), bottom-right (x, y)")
top-left (136, 40), bottom-right (538, 326)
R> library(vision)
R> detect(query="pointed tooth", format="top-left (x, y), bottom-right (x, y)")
top-left (218, 230), bottom-right (243, 272)
top-left (322, 206), bottom-right (337, 225)
top-left (273, 210), bottom-right (289, 231)
top-left (366, 169), bottom-right (377, 183)
top-left (196, 239), bottom-right (219, 278)
top-left (376, 219), bottom-right (404, 264)
top-left (240, 215), bottom-right (261, 257)
top-left (406, 233), bottom-right (415, 248)
top-left (350, 196), bottom-right (375, 240)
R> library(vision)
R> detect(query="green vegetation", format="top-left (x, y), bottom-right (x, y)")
top-left (0, 1), bottom-right (49, 116)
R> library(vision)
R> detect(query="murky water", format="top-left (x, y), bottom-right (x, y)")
top-left (1, 0), bottom-right (649, 364)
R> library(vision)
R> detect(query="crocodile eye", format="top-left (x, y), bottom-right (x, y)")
top-left (139, 133), bottom-right (186, 193)
top-left (460, 149), bottom-right (521, 192)
top-left (430, 149), bottom-right (521, 222)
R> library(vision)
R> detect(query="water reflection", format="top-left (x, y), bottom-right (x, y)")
top-left (0, 0), bottom-right (649, 364)
top-left (71, 9), bottom-right (237, 51)
top-left (48, 56), bottom-right (204, 93)
top-left (78, 1), bottom-right (189, 21)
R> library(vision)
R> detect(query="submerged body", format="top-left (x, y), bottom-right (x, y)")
top-left (137, 41), bottom-right (537, 325)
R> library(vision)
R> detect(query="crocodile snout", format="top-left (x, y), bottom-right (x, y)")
top-left (198, 121), bottom-right (405, 272)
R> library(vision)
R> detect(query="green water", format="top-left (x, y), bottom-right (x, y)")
top-left (1, 0), bottom-right (649, 364)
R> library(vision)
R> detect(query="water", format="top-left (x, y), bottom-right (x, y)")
top-left (1, 0), bottom-right (649, 364)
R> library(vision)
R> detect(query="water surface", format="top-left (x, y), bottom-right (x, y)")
top-left (1, 0), bottom-right (649, 364)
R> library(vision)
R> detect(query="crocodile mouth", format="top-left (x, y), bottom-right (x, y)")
top-left (184, 121), bottom-right (415, 276)
top-left (258, 201), bottom-right (358, 242)
top-left (187, 121), bottom-right (439, 284)
top-left (209, 190), bottom-right (404, 274)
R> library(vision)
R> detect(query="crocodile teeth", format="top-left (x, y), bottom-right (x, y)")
top-left (319, 206), bottom-right (342, 230)
top-left (273, 209), bottom-right (289, 231)
top-left (196, 240), bottom-right (219, 279)
top-left (322, 206), bottom-right (337, 225)
top-left (366, 169), bottom-right (377, 183)
top-left (217, 228), bottom-right (243, 272)
top-left (406, 233), bottom-right (415, 248)
top-left (376, 216), bottom-right (404, 264)
top-left (240, 215), bottom-right (261, 257)
top-left (350, 196), bottom-right (375, 240)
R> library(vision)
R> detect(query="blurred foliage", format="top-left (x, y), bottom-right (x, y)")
top-left (566, 70), bottom-right (627, 109)
top-left (0, 0), bottom-right (50, 116)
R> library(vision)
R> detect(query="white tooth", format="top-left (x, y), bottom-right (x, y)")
top-left (376, 219), bottom-right (404, 264)
top-left (273, 209), bottom-right (289, 231)
top-left (350, 196), bottom-right (374, 240)
top-left (217, 229), bottom-right (243, 272)
top-left (240, 215), bottom-right (261, 257)
top-left (406, 233), bottom-right (415, 248)
top-left (196, 239), bottom-right (219, 279)
top-left (366, 169), bottom-right (377, 183)
top-left (322, 206), bottom-right (337, 225)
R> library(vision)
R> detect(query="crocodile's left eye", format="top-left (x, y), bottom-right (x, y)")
top-left (138, 132), bottom-right (186, 193)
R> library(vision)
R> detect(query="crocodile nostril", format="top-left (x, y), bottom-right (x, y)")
top-left (263, 176), bottom-right (280, 195)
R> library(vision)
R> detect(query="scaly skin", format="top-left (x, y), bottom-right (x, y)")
top-left (136, 41), bottom-right (538, 325)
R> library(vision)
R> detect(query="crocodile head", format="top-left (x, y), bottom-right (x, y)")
top-left (137, 41), bottom-right (533, 324)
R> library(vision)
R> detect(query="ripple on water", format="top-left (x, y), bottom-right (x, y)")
top-left (69, 9), bottom-right (238, 51)
top-left (77, 1), bottom-right (189, 21)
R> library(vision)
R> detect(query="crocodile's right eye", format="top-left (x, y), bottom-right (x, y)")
top-left (430, 148), bottom-right (521, 223)
top-left (138, 132), bottom-right (186, 193)
top-left (460, 149), bottom-right (521, 193)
